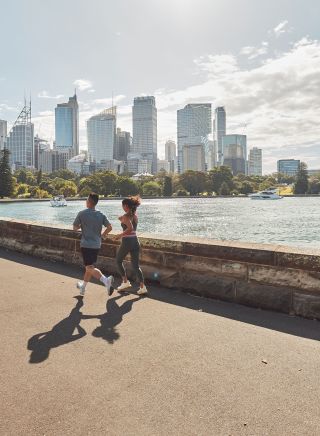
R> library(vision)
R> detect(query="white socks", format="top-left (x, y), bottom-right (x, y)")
top-left (100, 275), bottom-right (108, 285)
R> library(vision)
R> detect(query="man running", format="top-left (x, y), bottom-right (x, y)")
top-left (73, 192), bottom-right (114, 297)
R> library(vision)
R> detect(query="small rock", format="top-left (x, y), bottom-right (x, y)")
top-left (262, 359), bottom-right (268, 364)
top-left (198, 309), bottom-right (203, 312)
top-left (243, 422), bottom-right (247, 426)
top-left (298, 368), bottom-right (302, 371)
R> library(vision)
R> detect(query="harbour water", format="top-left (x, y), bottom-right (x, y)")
top-left (0, 197), bottom-right (319, 249)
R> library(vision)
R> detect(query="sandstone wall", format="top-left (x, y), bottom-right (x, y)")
top-left (1, 217), bottom-right (320, 320)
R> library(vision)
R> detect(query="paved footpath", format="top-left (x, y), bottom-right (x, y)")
top-left (1, 248), bottom-right (320, 436)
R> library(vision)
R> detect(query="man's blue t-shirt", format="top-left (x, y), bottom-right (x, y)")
top-left (73, 208), bottom-right (110, 249)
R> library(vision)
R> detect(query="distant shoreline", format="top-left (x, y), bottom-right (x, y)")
top-left (1, 194), bottom-right (320, 204)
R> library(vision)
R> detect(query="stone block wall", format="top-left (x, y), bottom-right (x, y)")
top-left (1, 217), bottom-right (320, 320)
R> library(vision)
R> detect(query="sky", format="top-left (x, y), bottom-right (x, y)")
top-left (0, 0), bottom-right (319, 173)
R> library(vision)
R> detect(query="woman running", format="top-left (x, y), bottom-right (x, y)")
top-left (115, 196), bottom-right (148, 295)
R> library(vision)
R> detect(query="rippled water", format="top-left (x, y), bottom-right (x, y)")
top-left (0, 197), bottom-right (319, 248)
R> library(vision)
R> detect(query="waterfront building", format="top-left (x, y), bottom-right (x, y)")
top-left (52, 148), bottom-right (73, 172)
top-left (157, 159), bottom-right (171, 173)
top-left (34, 135), bottom-right (50, 170)
top-left (39, 148), bottom-right (53, 173)
top-left (55, 94), bottom-right (79, 155)
top-left (165, 140), bottom-right (176, 172)
top-left (114, 127), bottom-right (131, 161)
top-left (277, 159), bottom-right (300, 176)
top-left (222, 134), bottom-right (247, 175)
top-left (183, 144), bottom-right (206, 172)
top-left (214, 107), bottom-right (226, 166)
top-left (67, 154), bottom-right (90, 175)
top-left (87, 107), bottom-right (116, 165)
top-left (5, 103), bottom-right (34, 169)
top-left (127, 152), bottom-right (151, 174)
top-left (248, 147), bottom-right (262, 176)
top-left (90, 159), bottom-right (125, 174)
top-left (308, 169), bottom-right (320, 176)
top-left (177, 103), bottom-right (211, 173)
top-left (132, 96), bottom-right (157, 174)
top-left (0, 119), bottom-right (7, 150)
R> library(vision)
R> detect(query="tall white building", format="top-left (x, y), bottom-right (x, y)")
top-left (165, 140), bottom-right (176, 172)
top-left (55, 94), bottom-right (79, 155)
top-left (222, 134), bottom-right (247, 175)
top-left (87, 107), bottom-right (116, 164)
top-left (214, 107), bottom-right (226, 166)
top-left (177, 103), bottom-right (211, 173)
top-left (132, 96), bottom-right (157, 174)
top-left (5, 103), bottom-right (34, 169)
top-left (0, 120), bottom-right (7, 150)
top-left (183, 144), bottom-right (206, 172)
top-left (248, 147), bottom-right (262, 176)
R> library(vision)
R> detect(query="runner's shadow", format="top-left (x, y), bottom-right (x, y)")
top-left (83, 294), bottom-right (142, 344)
top-left (27, 296), bottom-right (86, 364)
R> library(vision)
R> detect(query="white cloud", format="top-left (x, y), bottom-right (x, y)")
top-left (240, 41), bottom-right (269, 59)
top-left (92, 94), bottom-right (126, 106)
top-left (38, 91), bottom-right (64, 99)
top-left (273, 20), bottom-right (289, 37)
top-left (73, 79), bottom-right (93, 92)
top-left (38, 110), bottom-right (54, 117)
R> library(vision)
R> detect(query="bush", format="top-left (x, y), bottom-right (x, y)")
top-left (142, 181), bottom-right (162, 197)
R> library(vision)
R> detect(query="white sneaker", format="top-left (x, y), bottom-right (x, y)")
top-left (77, 281), bottom-right (86, 296)
top-left (116, 281), bottom-right (132, 292)
top-left (106, 275), bottom-right (114, 296)
top-left (137, 285), bottom-right (148, 295)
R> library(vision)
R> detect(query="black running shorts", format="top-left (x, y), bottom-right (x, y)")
top-left (81, 247), bottom-right (99, 266)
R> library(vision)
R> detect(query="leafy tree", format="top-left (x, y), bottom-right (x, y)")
top-left (294, 162), bottom-right (309, 194)
top-left (174, 188), bottom-right (189, 196)
top-left (16, 183), bottom-right (29, 195)
top-left (59, 180), bottom-right (77, 197)
top-left (37, 169), bottom-right (42, 185)
top-left (116, 177), bottom-right (139, 197)
top-left (239, 181), bottom-right (254, 195)
top-left (142, 181), bottom-right (162, 196)
top-left (219, 181), bottom-right (231, 195)
top-left (309, 178), bottom-right (320, 194)
top-left (163, 176), bottom-right (173, 197)
top-left (50, 169), bottom-right (76, 181)
top-left (0, 149), bottom-right (14, 198)
top-left (209, 166), bottom-right (233, 194)
top-left (179, 170), bottom-right (207, 195)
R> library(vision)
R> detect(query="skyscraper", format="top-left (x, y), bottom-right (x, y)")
top-left (5, 102), bottom-right (34, 169)
top-left (87, 107), bottom-right (116, 164)
top-left (177, 103), bottom-right (211, 173)
top-left (132, 96), bottom-right (157, 174)
top-left (0, 119), bottom-right (7, 150)
top-left (248, 147), bottom-right (262, 176)
top-left (277, 159), bottom-right (300, 176)
top-left (214, 107), bottom-right (226, 166)
top-left (55, 94), bottom-right (79, 155)
top-left (114, 127), bottom-right (131, 161)
top-left (222, 134), bottom-right (247, 175)
top-left (165, 140), bottom-right (177, 172)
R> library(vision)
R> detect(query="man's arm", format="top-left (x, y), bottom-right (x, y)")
top-left (102, 223), bottom-right (112, 240)
top-left (73, 213), bottom-right (81, 231)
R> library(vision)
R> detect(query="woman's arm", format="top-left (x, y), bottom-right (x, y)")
top-left (115, 215), bottom-right (133, 240)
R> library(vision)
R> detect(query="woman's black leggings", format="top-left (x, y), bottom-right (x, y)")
top-left (116, 237), bottom-right (144, 283)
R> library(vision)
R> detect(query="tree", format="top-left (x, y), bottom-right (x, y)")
top-left (116, 177), bottom-right (139, 197)
top-left (219, 181), bottom-right (231, 195)
top-left (179, 170), bottom-right (207, 195)
top-left (209, 166), bottom-right (233, 194)
top-left (142, 181), bottom-right (162, 197)
top-left (163, 176), bottom-right (173, 197)
top-left (239, 181), bottom-right (254, 195)
top-left (0, 149), bottom-right (15, 198)
top-left (59, 180), bottom-right (78, 197)
top-left (294, 162), bottom-right (309, 194)
top-left (309, 178), bottom-right (320, 194)
top-left (50, 169), bottom-right (76, 181)
top-left (37, 169), bottom-right (42, 185)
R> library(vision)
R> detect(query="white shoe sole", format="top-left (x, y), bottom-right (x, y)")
top-left (137, 288), bottom-right (148, 295)
top-left (116, 283), bottom-right (132, 292)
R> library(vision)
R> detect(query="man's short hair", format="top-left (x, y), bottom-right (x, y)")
top-left (88, 192), bottom-right (99, 205)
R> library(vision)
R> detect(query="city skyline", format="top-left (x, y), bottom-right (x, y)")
top-left (0, 0), bottom-right (319, 173)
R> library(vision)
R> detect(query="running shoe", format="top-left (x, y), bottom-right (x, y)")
top-left (137, 285), bottom-right (148, 295)
top-left (76, 281), bottom-right (86, 296)
top-left (116, 281), bottom-right (132, 292)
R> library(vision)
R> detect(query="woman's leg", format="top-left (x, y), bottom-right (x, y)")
top-left (130, 243), bottom-right (144, 287)
top-left (116, 240), bottom-right (130, 282)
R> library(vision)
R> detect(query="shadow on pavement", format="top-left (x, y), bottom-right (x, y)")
top-left (27, 296), bottom-right (86, 364)
top-left (83, 294), bottom-right (142, 344)
top-left (4, 248), bottom-right (319, 343)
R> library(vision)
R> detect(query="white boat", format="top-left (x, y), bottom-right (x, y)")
top-left (50, 195), bottom-right (67, 207)
top-left (249, 188), bottom-right (283, 200)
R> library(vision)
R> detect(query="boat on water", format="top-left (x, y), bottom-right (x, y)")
top-left (50, 195), bottom-right (67, 207)
top-left (249, 188), bottom-right (283, 200)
